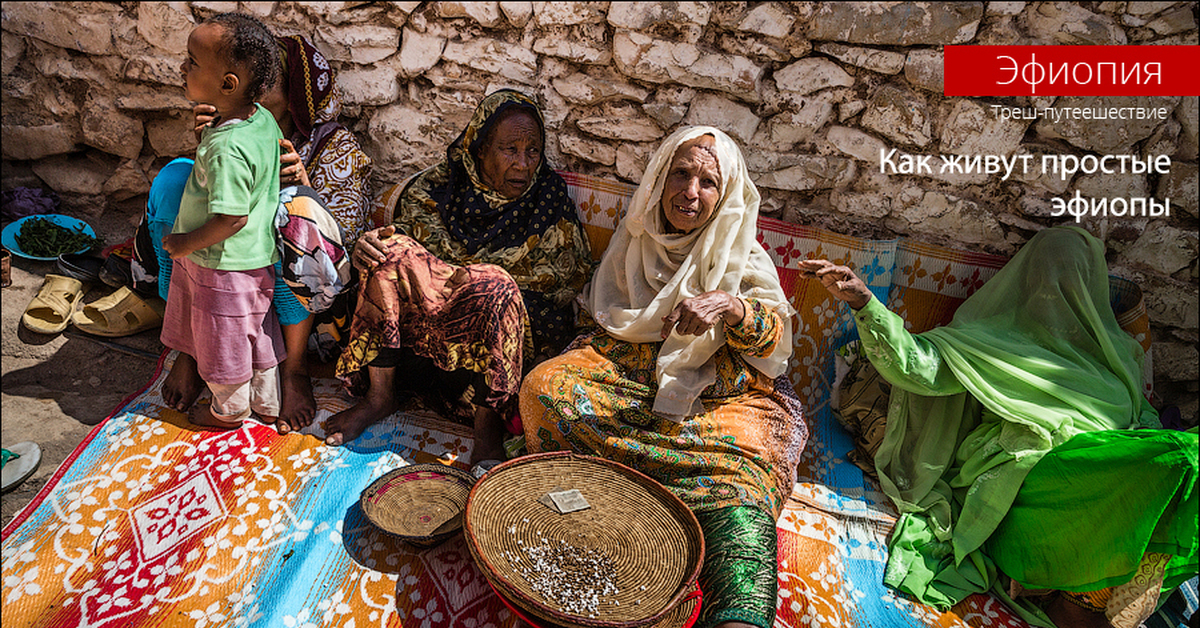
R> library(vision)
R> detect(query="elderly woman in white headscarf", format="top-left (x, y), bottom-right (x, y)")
top-left (519, 127), bottom-right (808, 628)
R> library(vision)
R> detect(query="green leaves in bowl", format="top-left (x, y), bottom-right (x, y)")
top-left (15, 217), bottom-right (102, 258)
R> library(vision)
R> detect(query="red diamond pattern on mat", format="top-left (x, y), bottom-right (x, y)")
top-left (131, 470), bottom-right (226, 561)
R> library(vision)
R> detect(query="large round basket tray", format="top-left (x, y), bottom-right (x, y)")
top-left (360, 464), bottom-right (476, 548)
top-left (465, 452), bottom-right (705, 628)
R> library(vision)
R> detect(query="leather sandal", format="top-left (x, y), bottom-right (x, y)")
top-left (22, 274), bottom-right (85, 334)
top-left (71, 286), bottom-right (166, 337)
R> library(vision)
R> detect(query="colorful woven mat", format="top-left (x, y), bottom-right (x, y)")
top-left (6, 172), bottom-right (1144, 627)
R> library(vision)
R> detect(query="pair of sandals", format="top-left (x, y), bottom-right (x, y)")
top-left (22, 273), bottom-right (164, 337)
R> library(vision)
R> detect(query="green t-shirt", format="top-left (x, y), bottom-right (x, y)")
top-left (174, 105), bottom-right (282, 270)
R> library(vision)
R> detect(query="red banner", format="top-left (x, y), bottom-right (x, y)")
top-left (944, 46), bottom-right (1200, 96)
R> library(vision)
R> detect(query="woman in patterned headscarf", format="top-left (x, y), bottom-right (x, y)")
top-left (257, 34), bottom-right (373, 435)
top-left (328, 89), bottom-right (593, 463)
top-left (139, 34), bottom-right (373, 436)
top-left (265, 35), bottom-right (373, 245)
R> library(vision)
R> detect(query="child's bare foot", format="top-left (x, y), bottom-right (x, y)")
top-left (163, 352), bottom-right (204, 411)
top-left (189, 403), bottom-right (243, 430)
top-left (277, 370), bottom-right (316, 435)
top-left (324, 396), bottom-right (398, 446)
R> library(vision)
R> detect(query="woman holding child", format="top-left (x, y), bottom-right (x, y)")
top-left (326, 89), bottom-right (593, 463)
top-left (519, 126), bottom-right (808, 628)
top-left (144, 25), bottom-right (373, 433)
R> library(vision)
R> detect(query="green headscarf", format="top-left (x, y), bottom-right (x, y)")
top-left (874, 227), bottom-right (1173, 613)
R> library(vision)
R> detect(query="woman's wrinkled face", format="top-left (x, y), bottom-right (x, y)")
top-left (661, 135), bottom-right (721, 234)
top-left (478, 110), bottom-right (542, 199)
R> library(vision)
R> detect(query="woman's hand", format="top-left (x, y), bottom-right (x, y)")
top-left (798, 260), bottom-right (873, 310)
top-left (661, 290), bottom-right (745, 339)
top-left (352, 225), bottom-right (395, 273)
top-left (192, 104), bottom-right (217, 141)
top-left (279, 139), bottom-right (311, 188)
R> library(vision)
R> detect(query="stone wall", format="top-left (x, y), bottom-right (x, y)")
top-left (2, 1), bottom-right (1198, 419)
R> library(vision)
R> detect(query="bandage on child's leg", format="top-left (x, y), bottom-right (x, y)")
top-left (248, 365), bottom-right (282, 422)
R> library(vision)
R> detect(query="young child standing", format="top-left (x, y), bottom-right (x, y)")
top-left (161, 13), bottom-right (286, 428)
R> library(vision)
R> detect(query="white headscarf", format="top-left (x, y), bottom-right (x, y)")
top-left (583, 126), bottom-right (794, 419)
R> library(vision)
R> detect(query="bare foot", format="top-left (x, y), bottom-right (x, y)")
top-left (163, 352), bottom-right (205, 411)
top-left (189, 403), bottom-right (243, 430)
top-left (324, 396), bottom-right (398, 446)
top-left (277, 370), bottom-right (316, 435)
top-left (470, 406), bottom-right (507, 465)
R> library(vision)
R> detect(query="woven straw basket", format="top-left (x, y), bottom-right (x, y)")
top-left (465, 452), bottom-right (705, 628)
top-left (360, 464), bottom-right (476, 548)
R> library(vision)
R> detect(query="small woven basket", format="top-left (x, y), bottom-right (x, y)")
top-left (465, 452), bottom-right (705, 628)
top-left (360, 464), bottom-right (476, 549)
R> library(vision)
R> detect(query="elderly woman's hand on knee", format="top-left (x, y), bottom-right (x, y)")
top-left (352, 225), bottom-right (395, 272)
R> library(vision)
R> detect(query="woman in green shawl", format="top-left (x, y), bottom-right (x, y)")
top-left (800, 226), bottom-right (1197, 628)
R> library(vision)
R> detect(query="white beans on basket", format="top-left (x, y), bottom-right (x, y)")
top-left (504, 537), bottom-right (621, 618)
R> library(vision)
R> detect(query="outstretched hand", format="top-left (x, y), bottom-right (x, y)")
top-left (661, 290), bottom-right (745, 339)
top-left (797, 260), bottom-right (873, 310)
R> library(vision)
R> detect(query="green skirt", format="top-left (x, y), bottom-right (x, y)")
top-left (694, 507), bottom-right (778, 628)
top-left (986, 427), bottom-right (1198, 594)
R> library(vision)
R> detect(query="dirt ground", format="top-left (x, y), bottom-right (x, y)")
top-left (1, 254), bottom-right (163, 529)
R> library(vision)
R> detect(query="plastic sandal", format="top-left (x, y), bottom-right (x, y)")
top-left (71, 285), bottom-right (166, 338)
top-left (22, 274), bottom-right (84, 334)
top-left (1, 442), bottom-right (42, 493)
